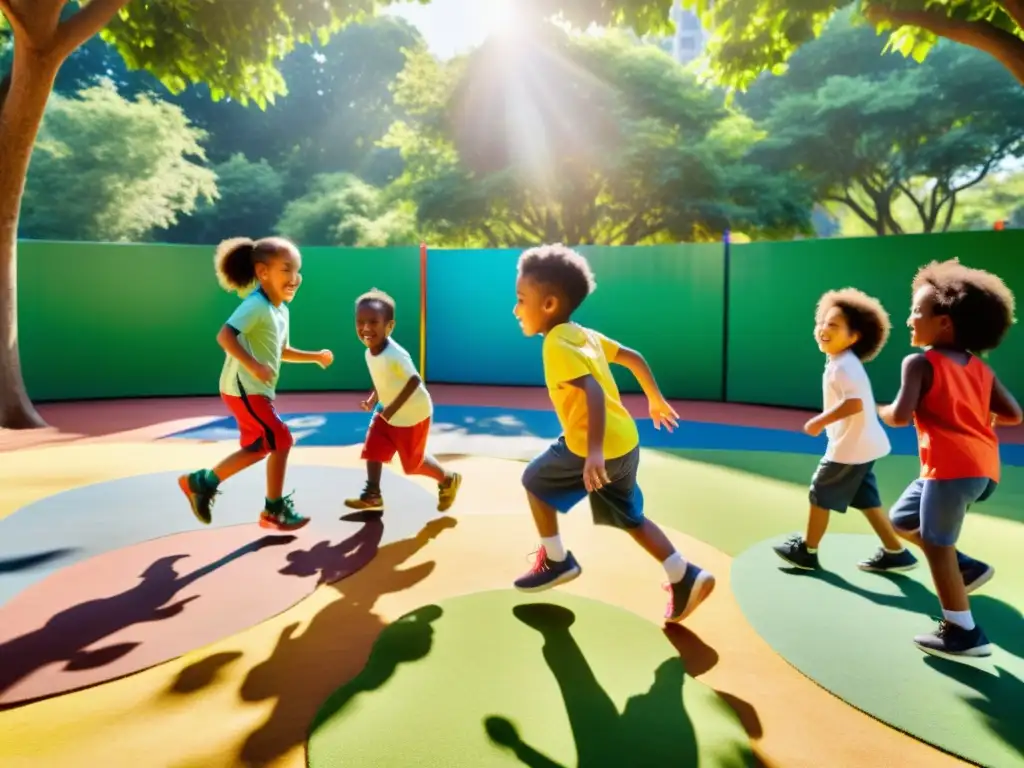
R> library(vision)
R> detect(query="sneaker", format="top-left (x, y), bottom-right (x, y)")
top-left (958, 552), bottom-right (995, 594)
top-left (344, 483), bottom-right (384, 512)
top-left (178, 471), bottom-right (218, 525)
top-left (772, 535), bottom-right (820, 570)
top-left (438, 473), bottom-right (461, 512)
top-left (858, 547), bottom-right (919, 573)
top-left (665, 563), bottom-right (716, 623)
top-left (259, 494), bottom-right (309, 531)
top-left (513, 547), bottom-right (582, 592)
top-left (914, 620), bottom-right (992, 660)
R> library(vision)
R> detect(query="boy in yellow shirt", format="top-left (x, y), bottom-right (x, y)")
top-left (511, 244), bottom-right (716, 623)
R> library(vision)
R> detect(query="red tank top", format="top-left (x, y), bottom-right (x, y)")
top-left (914, 350), bottom-right (999, 481)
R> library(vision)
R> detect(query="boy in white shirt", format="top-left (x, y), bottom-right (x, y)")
top-left (345, 289), bottom-right (461, 513)
top-left (773, 288), bottom-right (918, 573)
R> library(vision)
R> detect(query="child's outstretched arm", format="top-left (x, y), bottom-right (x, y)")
top-left (991, 375), bottom-right (1023, 426)
top-left (878, 353), bottom-right (931, 427)
top-left (567, 374), bottom-right (611, 492)
top-left (283, 345), bottom-right (333, 369)
top-left (217, 325), bottom-right (273, 383)
top-left (610, 346), bottom-right (679, 431)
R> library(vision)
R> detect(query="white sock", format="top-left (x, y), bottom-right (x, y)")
top-left (884, 546), bottom-right (905, 554)
top-left (663, 552), bottom-right (688, 584)
top-left (541, 535), bottom-right (566, 562)
top-left (942, 609), bottom-right (975, 630)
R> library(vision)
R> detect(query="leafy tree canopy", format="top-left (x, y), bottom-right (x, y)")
top-left (681, 0), bottom-right (1024, 90)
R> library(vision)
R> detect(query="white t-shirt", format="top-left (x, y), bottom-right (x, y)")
top-left (822, 351), bottom-right (891, 465)
top-left (366, 339), bottom-right (432, 427)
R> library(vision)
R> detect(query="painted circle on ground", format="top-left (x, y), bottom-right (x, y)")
top-left (307, 589), bottom-right (755, 767)
top-left (0, 466), bottom-right (440, 607)
top-left (731, 533), bottom-right (1024, 768)
top-left (0, 518), bottom-right (388, 707)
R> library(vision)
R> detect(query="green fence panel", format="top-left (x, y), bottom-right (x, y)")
top-left (574, 244), bottom-right (725, 400)
top-left (726, 231), bottom-right (1024, 409)
top-left (17, 242), bottom-right (420, 401)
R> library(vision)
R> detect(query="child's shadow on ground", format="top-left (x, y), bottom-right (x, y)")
top-left (166, 515), bottom-right (458, 767)
top-left (785, 567), bottom-right (1023, 661)
top-left (484, 603), bottom-right (756, 767)
top-left (0, 534), bottom-right (293, 705)
top-left (923, 657), bottom-right (1024, 757)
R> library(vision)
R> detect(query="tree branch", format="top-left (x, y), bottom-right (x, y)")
top-left (826, 193), bottom-right (882, 233)
top-left (53, 0), bottom-right (131, 60)
top-left (897, 180), bottom-right (930, 230)
top-left (1001, 0), bottom-right (1024, 30)
top-left (0, 0), bottom-right (26, 39)
top-left (866, 5), bottom-right (1024, 85)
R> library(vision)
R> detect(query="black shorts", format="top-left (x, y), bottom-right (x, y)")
top-left (809, 459), bottom-right (881, 512)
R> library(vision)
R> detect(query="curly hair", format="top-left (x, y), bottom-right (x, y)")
top-left (214, 236), bottom-right (297, 293)
top-left (356, 287), bottom-right (396, 323)
top-left (913, 259), bottom-right (1016, 353)
top-left (517, 243), bottom-right (597, 314)
top-left (816, 287), bottom-right (892, 362)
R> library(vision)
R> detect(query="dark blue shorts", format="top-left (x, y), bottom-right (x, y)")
top-left (889, 477), bottom-right (996, 547)
top-left (522, 437), bottom-right (644, 529)
top-left (809, 459), bottom-right (882, 512)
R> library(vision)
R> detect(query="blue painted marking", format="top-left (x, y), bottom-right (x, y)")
top-left (164, 404), bottom-right (1024, 466)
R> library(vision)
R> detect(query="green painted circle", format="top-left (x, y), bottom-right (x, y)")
top-left (308, 590), bottom-right (754, 767)
top-left (732, 533), bottom-right (1024, 768)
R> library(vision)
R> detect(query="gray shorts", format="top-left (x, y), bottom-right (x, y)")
top-left (522, 437), bottom-right (644, 529)
top-left (889, 477), bottom-right (997, 546)
top-left (809, 459), bottom-right (882, 512)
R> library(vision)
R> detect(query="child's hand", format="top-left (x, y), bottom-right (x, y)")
top-left (360, 399), bottom-right (374, 411)
top-left (649, 396), bottom-right (679, 432)
top-left (803, 417), bottom-right (824, 437)
top-left (251, 363), bottom-right (275, 384)
top-left (877, 404), bottom-right (896, 427)
top-left (316, 349), bottom-right (334, 369)
top-left (583, 453), bottom-right (611, 493)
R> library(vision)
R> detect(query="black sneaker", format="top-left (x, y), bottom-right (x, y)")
top-left (178, 471), bottom-right (218, 525)
top-left (858, 547), bottom-right (919, 573)
top-left (957, 552), bottom-right (995, 594)
top-left (914, 620), bottom-right (992, 660)
top-left (772, 535), bottom-right (820, 570)
top-left (665, 562), bottom-right (715, 623)
top-left (513, 548), bottom-right (582, 592)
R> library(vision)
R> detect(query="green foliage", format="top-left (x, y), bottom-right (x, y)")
top-left (745, 13), bottom-right (1024, 235)
top-left (383, 25), bottom-right (811, 245)
top-left (20, 82), bottom-right (216, 242)
top-left (276, 173), bottom-right (417, 246)
top-left (682, 0), bottom-right (1024, 90)
top-left (162, 153), bottom-right (287, 244)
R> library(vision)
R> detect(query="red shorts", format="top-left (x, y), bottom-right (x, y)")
top-left (222, 393), bottom-right (293, 457)
top-left (361, 414), bottom-right (430, 474)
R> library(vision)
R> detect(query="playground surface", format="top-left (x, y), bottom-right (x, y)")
top-left (1, 386), bottom-right (1022, 768)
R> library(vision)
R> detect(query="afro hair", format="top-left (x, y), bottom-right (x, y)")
top-left (816, 287), bottom-right (892, 362)
top-left (913, 259), bottom-right (1016, 353)
top-left (356, 287), bottom-right (397, 322)
top-left (517, 243), bottom-right (597, 313)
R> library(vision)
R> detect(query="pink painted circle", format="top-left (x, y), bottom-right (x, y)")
top-left (0, 519), bottom-right (381, 706)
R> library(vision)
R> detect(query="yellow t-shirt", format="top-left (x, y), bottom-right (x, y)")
top-left (542, 323), bottom-right (640, 459)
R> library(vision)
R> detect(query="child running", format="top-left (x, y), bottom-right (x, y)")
top-left (774, 288), bottom-right (918, 573)
top-left (345, 289), bottom-right (461, 513)
top-left (879, 258), bottom-right (1020, 660)
top-left (178, 236), bottom-right (334, 531)
top-left (511, 244), bottom-right (715, 623)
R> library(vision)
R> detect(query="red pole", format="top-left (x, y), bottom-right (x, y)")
top-left (419, 241), bottom-right (427, 381)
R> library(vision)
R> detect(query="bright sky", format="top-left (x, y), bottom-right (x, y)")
top-left (384, 0), bottom-right (525, 59)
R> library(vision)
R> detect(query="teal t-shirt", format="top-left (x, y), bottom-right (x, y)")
top-left (219, 289), bottom-right (289, 399)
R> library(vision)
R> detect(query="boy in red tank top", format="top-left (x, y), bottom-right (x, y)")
top-left (879, 259), bottom-right (1021, 660)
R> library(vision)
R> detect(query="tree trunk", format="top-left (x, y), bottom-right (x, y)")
top-left (0, 42), bottom-right (60, 429)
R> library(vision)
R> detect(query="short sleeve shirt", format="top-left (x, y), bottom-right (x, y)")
top-left (823, 351), bottom-right (891, 465)
top-left (366, 338), bottom-right (432, 427)
top-left (219, 289), bottom-right (289, 400)
top-left (542, 323), bottom-right (639, 459)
